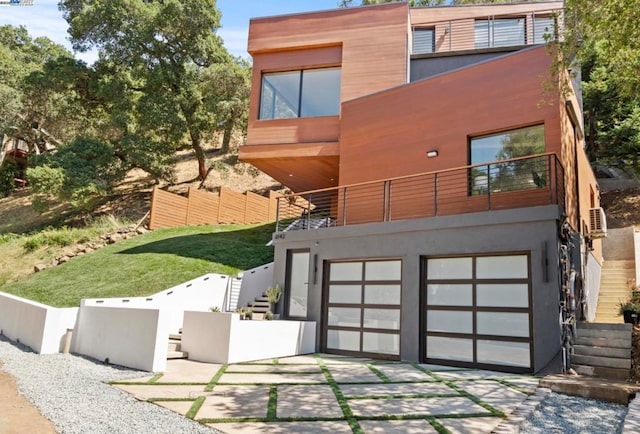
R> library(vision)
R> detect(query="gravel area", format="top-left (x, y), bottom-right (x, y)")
top-left (0, 336), bottom-right (216, 434)
top-left (520, 392), bottom-right (628, 433)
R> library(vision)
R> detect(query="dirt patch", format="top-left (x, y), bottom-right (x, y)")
top-left (0, 367), bottom-right (56, 434)
top-left (600, 187), bottom-right (640, 229)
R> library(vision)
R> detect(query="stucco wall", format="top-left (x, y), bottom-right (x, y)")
top-left (71, 306), bottom-right (169, 372)
top-left (272, 205), bottom-right (563, 373)
top-left (0, 292), bottom-right (78, 354)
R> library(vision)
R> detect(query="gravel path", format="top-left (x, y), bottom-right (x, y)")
top-left (520, 392), bottom-right (627, 433)
top-left (0, 336), bottom-right (216, 434)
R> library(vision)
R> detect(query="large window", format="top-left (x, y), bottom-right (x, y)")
top-left (475, 18), bottom-right (525, 49)
top-left (470, 124), bottom-right (546, 195)
top-left (532, 16), bottom-right (556, 44)
top-left (259, 67), bottom-right (341, 120)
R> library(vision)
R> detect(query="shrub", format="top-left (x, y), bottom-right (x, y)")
top-left (0, 159), bottom-right (19, 197)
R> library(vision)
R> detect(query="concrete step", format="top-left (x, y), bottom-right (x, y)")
top-left (572, 354), bottom-right (631, 370)
top-left (576, 328), bottom-right (631, 340)
top-left (572, 364), bottom-right (630, 382)
top-left (168, 340), bottom-right (181, 352)
top-left (593, 316), bottom-right (624, 324)
top-left (254, 296), bottom-right (270, 303)
top-left (540, 374), bottom-right (639, 404)
top-left (167, 351), bottom-right (188, 359)
top-left (248, 306), bottom-right (270, 314)
top-left (603, 260), bottom-right (635, 268)
top-left (576, 322), bottom-right (632, 332)
top-left (574, 345), bottom-right (630, 359)
top-left (575, 336), bottom-right (631, 349)
top-left (169, 333), bottom-right (182, 341)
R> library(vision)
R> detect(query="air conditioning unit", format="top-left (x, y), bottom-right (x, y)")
top-left (588, 207), bottom-right (607, 238)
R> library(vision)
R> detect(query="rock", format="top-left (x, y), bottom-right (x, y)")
top-left (58, 256), bottom-right (70, 264)
top-left (34, 264), bottom-right (47, 273)
top-left (136, 227), bottom-right (148, 235)
top-left (84, 247), bottom-right (94, 253)
top-left (51, 260), bottom-right (59, 267)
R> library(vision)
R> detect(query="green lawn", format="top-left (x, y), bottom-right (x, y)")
top-left (0, 223), bottom-right (276, 307)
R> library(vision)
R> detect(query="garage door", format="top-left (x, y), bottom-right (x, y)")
top-left (323, 259), bottom-right (402, 360)
top-left (423, 254), bottom-right (532, 372)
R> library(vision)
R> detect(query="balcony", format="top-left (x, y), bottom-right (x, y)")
top-left (411, 9), bottom-right (563, 56)
top-left (276, 153), bottom-right (565, 232)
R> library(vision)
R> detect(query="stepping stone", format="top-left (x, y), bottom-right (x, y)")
top-left (372, 364), bottom-right (434, 381)
top-left (358, 419), bottom-right (437, 433)
top-left (437, 416), bottom-right (503, 433)
top-left (349, 396), bottom-right (488, 417)
top-left (340, 382), bottom-right (456, 398)
top-left (218, 373), bottom-right (326, 384)
top-left (454, 380), bottom-right (528, 415)
top-left (197, 385), bottom-right (270, 419)
top-left (159, 359), bottom-right (222, 383)
top-left (326, 365), bottom-right (383, 383)
top-left (114, 384), bottom-right (207, 401)
top-left (276, 385), bottom-right (342, 418)
top-left (206, 421), bottom-right (352, 433)
top-left (226, 364), bottom-right (321, 373)
top-left (435, 370), bottom-right (525, 380)
top-left (153, 400), bottom-right (196, 416)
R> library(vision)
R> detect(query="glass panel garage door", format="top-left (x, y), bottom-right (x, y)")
top-left (324, 259), bottom-right (402, 360)
top-left (423, 254), bottom-right (532, 372)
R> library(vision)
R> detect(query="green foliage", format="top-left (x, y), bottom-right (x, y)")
top-left (265, 284), bottom-right (282, 305)
top-left (0, 222), bottom-right (275, 307)
top-left (27, 137), bottom-right (126, 211)
top-left (0, 159), bottom-right (19, 197)
top-left (20, 226), bottom-right (86, 252)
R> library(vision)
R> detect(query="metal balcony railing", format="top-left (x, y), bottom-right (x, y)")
top-left (411, 9), bottom-right (563, 56)
top-left (275, 153), bottom-right (565, 232)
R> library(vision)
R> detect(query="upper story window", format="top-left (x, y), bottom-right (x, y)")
top-left (532, 16), bottom-right (556, 44)
top-left (413, 28), bottom-right (435, 55)
top-left (470, 124), bottom-right (546, 194)
top-left (474, 18), bottom-right (525, 49)
top-left (259, 67), bottom-right (341, 120)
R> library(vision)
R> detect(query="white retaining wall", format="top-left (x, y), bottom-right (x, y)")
top-left (71, 306), bottom-right (169, 372)
top-left (181, 311), bottom-right (316, 364)
top-left (0, 292), bottom-right (78, 354)
top-left (585, 252), bottom-right (602, 322)
top-left (82, 273), bottom-right (230, 333)
top-left (236, 263), bottom-right (275, 309)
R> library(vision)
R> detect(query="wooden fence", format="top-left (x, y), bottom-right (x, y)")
top-left (149, 187), bottom-right (288, 230)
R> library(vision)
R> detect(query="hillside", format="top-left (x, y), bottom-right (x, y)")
top-left (600, 186), bottom-right (640, 229)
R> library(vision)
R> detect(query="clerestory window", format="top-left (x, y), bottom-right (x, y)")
top-left (259, 67), bottom-right (341, 120)
top-left (474, 18), bottom-right (525, 49)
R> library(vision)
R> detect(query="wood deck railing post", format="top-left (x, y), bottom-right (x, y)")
top-left (387, 180), bottom-right (392, 222)
top-left (434, 173), bottom-right (438, 216)
top-left (382, 180), bottom-right (388, 222)
top-left (307, 194), bottom-right (312, 230)
top-left (547, 154), bottom-right (553, 205)
top-left (487, 164), bottom-right (492, 210)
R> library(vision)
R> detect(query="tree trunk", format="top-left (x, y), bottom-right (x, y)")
top-left (220, 122), bottom-right (233, 154)
top-left (193, 140), bottom-right (208, 181)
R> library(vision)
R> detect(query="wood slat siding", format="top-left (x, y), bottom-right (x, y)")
top-left (243, 3), bottom-right (408, 189)
top-left (148, 187), bottom-right (292, 229)
top-left (149, 188), bottom-right (189, 229)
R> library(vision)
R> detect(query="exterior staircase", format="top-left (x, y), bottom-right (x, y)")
top-left (594, 260), bottom-right (635, 324)
top-left (573, 322), bottom-right (632, 381)
top-left (247, 294), bottom-right (271, 315)
top-left (167, 333), bottom-right (188, 359)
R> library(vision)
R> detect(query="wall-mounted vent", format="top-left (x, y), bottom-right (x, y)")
top-left (588, 207), bottom-right (607, 238)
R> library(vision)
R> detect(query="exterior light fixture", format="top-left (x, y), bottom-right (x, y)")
top-left (426, 150), bottom-right (439, 158)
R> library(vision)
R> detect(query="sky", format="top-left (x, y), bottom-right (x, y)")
top-left (0, 0), bottom-right (341, 63)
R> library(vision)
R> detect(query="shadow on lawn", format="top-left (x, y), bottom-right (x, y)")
top-left (117, 223), bottom-right (276, 270)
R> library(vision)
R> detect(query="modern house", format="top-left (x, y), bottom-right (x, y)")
top-left (239, 1), bottom-right (604, 374)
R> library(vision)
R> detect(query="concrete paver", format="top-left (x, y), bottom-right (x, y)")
top-left (276, 385), bottom-right (342, 418)
top-left (154, 400), bottom-right (196, 415)
top-left (218, 372), bottom-right (326, 384)
top-left (438, 416), bottom-right (504, 433)
top-left (339, 381), bottom-right (456, 398)
top-left (197, 385), bottom-right (270, 419)
top-left (358, 419), bottom-right (438, 433)
top-left (225, 364), bottom-right (321, 373)
top-left (349, 396), bottom-right (489, 417)
top-left (156, 359), bottom-right (222, 383)
top-left (114, 384), bottom-right (207, 400)
top-left (207, 421), bottom-right (352, 433)
top-left (373, 364), bottom-right (434, 381)
top-left (326, 365), bottom-right (383, 383)
top-left (116, 354), bottom-right (540, 433)
top-left (455, 380), bottom-right (529, 415)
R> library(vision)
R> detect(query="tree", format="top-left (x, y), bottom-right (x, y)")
top-left (339, 0), bottom-right (448, 7)
top-left (60, 0), bottom-right (231, 181)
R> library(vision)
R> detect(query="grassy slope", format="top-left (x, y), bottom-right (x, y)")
top-left (0, 223), bottom-right (275, 308)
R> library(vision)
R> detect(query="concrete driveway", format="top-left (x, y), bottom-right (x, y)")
top-left (113, 354), bottom-right (540, 433)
